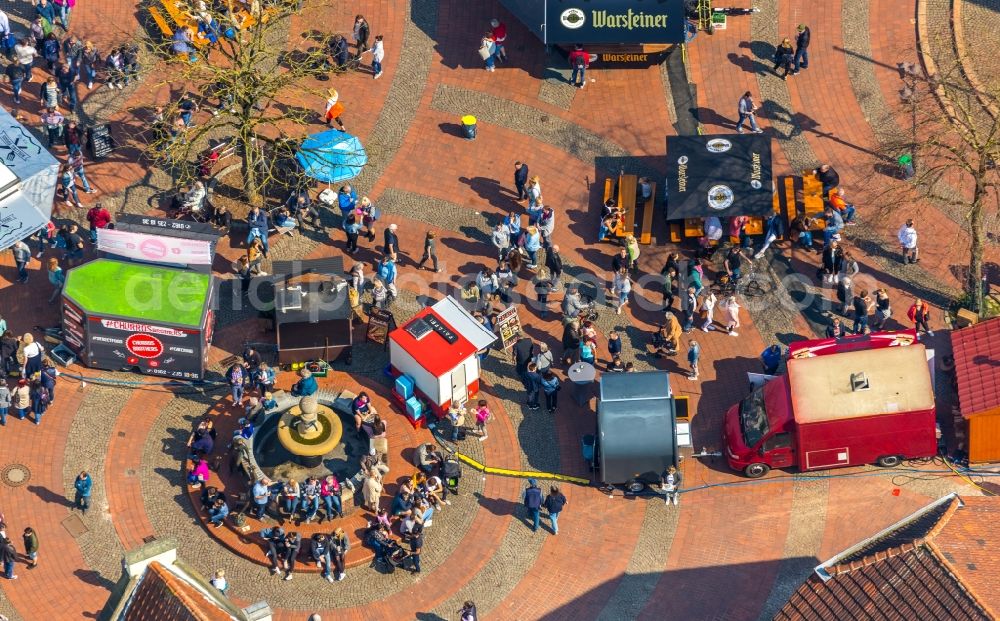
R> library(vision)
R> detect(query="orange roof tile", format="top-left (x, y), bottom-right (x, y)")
top-left (123, 561), bottom-right (233, 621)
top-left (951, 318), bottom-right (1000, 417)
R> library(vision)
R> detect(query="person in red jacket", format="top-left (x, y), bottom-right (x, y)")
top-left (85, 203), bottom-right (111, 244)
top-left (907, 299), bottom-right (933, 337)
top-left (568, 44), bottom-right (589, 88)
top-left (489, 18), bottom-right (507, 63)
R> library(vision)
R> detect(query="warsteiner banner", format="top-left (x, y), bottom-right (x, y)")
top-left (547, 0), bottom-right (685, 44)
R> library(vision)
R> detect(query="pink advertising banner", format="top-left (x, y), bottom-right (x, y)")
top-left (96, 228), bottom-right (213, 265)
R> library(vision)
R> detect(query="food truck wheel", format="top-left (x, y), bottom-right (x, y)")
top-left (744, 463), bottom-right (770, 478)
top-left (877, 455), bottom-right (902, 468)
top-left (624, 479), bottom-right (646, 494)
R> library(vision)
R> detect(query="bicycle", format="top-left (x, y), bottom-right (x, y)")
top-left (710, 259), bottom-right (767, 299)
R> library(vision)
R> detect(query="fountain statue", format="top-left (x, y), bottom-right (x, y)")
top-left (276, 393), bottom-right (343, 468)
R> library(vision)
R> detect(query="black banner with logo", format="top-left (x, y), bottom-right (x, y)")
top-left (546, 0), bottom-right (686, 45)
top-left (665, 134), bottom-right (774, 220)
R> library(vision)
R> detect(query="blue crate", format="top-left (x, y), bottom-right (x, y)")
top-left (405, 396), bottom-right (423, 421)
top-left (395, 375), bottom-right (415, 400)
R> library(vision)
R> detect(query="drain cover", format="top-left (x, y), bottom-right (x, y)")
top-left (1, 464), bottom-right (30, 487)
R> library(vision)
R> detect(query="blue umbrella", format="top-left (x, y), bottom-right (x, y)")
top-left (295, 130), bottom-right (368, 184)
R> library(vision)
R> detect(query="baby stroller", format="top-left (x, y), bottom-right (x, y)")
top-left (367, 527), bottom-right (409, 573)
top-left (441, 456), bottom-right (462, 495)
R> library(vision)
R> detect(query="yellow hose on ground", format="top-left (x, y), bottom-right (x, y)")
top-left (454, 452), bottom-right (591, 486)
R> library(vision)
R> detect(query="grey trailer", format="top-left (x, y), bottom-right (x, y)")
top-left (595, 371), bottom-right (678, 491)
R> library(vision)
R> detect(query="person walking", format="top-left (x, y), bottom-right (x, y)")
top-left (474, 400), bottom-right (491, 441)
top-left (322, 88), bottom-right (346, 130)
top-left (12, 240), bottom-right (30, 284)
top-left (736, 92), bottom-right (763, 134)
top-left (383, 222), bottom-right (401, 258)
top-left (612, 268), bottom-right (631, 315)
top-left (687, 340), bottom-right (701, 381)
top-left (540, 369), bottom-right (560, 413)
top-left (405, 524), bottom-right (423, 573)
top-left (721, 295), bottom-right (741, 336)
top-left (661, 466), bottom-right (682, 506)
top-left (74, 471), bottom-right (92, 514)
top-left (210, 569), bottom-right (229, 595)
top-left (700, 290), bottom-right (717, 332)
top-left (478, 31), bottom-right (496, 72)
top-left (543, 485), bottom-right (566, 535)
top-left (523, 479), bottom-right (543, 532)
top-left (898, 219), bottom-right (918, 264)
top-left (513, 161), bottom-right (529, 200)
top-left (369, 34), bottom-right (384, 79)
top-left (773, 37), bottom-right (794, 78)
top-left (5, 60), bottom-right (25, 105)
top-left (907, 299), bottom-right (933, 337)
top-left (22, 527), bottom-right (38, 568)
top-left (524, 361), bottom-right (542, 411)
top-left (416, 231), bottom-right (439, 272)
top-left (568, 43), bottom-right (588, 88)
top-left (793, 24), bottom-right (810, 74)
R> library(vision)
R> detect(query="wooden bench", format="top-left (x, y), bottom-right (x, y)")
top-left (149, 6), bottom-right (174, 38)
top-left (669, 221), bottom-right (683, 243)
top-left (683, 218), bottom-right (704, 238)
top-left (160, 0), bottom-right (209, 47)
top-left (800, 172), bottom-right (827, 230)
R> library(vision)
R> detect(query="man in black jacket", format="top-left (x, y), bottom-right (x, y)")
top-left (384, 223), bottom-right (401, 260)
top-left (514, 161), bottom-right (529, 200)
top-left (794, 24), bottom-right (810, 73)
top-left (545, 244), bottom-right (563, 290)
top-left (513, 337), bottom-right (534, 389)
top-left (814, 164), bottom-right (840, 195)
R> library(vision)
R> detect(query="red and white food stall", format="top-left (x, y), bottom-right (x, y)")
top-left (389, 296), bottom-right (497, 417)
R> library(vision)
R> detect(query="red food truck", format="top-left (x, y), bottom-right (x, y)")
top-left (723, 331), bottom-right (938, 478)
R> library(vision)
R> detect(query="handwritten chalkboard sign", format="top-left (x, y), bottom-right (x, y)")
top-left (86, 124), bottom-right (116, 160)
top-left (366, 308), bottom-right (395, 347)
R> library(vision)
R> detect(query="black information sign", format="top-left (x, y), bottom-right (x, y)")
top-left (366, 308), bottom-right (396, 347)
top-left (424, 314), bottom-right (458, 344)
top-left (86, 124), bottom-right (117, 160)
top-left (116, 214), bottom-right (220, 238)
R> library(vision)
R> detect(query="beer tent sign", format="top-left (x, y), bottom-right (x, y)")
top-left (0, 106), bottom-right (60, 251)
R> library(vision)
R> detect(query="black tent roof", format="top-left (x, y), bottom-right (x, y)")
top-left (665, 134), bottom-right (774, 220)
top-left (597, 371), bottom-right (677, 484)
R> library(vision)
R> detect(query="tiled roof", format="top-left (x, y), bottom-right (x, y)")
top-left (776, 544), bottom-right (991, 621)
top-left (931, 497), bottom-right (1000, 614)
top-left (951, 318), bottom-right (1000, 417)
top-left (775, 495), bottom-right (999, 621)
top-left (123, 562), bottom-right (234, 621)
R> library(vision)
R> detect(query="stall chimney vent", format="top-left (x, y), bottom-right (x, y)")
top-left (850, 372), bottom-right (870, 392)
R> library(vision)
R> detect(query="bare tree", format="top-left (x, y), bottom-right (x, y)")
top-left (138, 0), bottom-right (353, 205)
top-left (879, 59), bottom-right (1000, 314)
